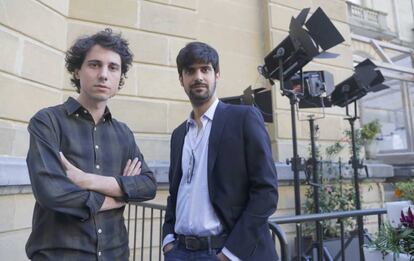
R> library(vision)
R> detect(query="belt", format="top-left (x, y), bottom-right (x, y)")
top-left (177, 234), bottom-right (227, 251)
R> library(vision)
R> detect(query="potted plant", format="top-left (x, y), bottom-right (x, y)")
top-left (343, 119), bottom-right (382, 159)
top-left (361, 119), bottom-right (382, 159)
top-left (395, 181), bottom-right (414, 203)
top-left (364, 207), bottom-right (414, 260)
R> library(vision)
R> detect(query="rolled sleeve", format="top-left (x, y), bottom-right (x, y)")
top-left (162, 234), bottom-right (176, 249)
top-left (84, 191), bottom-right (106, 219)
top-left (116, 135), bottom-right (157, 202)
top-left (115, 172), bottom-right (156, 202)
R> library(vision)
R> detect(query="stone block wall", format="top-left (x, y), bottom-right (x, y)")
top-left (0, 0), bottom-right (279, 162)
top-left (0, 0), bottom-right (355, 162)
top-left (0, 0), bottom-right (367, 259)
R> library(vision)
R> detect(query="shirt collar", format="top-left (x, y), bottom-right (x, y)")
top-left (63, 97), bottom-right (81, 115)
top-left (63, 97), bottom-right (113, 122)
top-left (186, 98), bottom-right (219, 127)
top-left (203, 98), bottom-right (219, 121)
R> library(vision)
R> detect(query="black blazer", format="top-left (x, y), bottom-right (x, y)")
top-left (163, 101), bottom-right (279, 260)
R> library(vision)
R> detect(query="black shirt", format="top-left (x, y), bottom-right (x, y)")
top-left (26, 97), bottom-right (156, 260)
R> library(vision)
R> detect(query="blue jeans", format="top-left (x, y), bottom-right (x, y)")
top-left (164, 241), bottom-right (221, 261)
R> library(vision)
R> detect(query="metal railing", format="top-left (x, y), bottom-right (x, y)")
top-left (126, 202), bottom-right (166, 261)
top-left (126, 202), bottom-right (386, 261)
top-left (269, 208), bottom-right (387, 261)
top-left (269, 222), bottom-right (290, 261)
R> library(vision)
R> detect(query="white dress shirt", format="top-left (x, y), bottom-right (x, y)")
top-left (163, 99), bottom-right (240, 260)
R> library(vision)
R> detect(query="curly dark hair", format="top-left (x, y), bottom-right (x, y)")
top-left (176, 42), bottom-right (219, 77)
top-left (65, 28), bottom-right (133, 93)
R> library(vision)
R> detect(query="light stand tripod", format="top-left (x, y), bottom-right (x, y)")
top-left (260, 7), bottom-right (346, 259)
top-left (344, 101), bottom-right (367, 261)
top-left (303, 114), bottom-right (337, 261)
top-left (306, 116), bottom-right (324, 261)
top-left (304, 117), bottom-right (355, 261)
top-left (275, 49), bottom-right (307, 260)
top-left (329, 58), bottom-right (389, 261)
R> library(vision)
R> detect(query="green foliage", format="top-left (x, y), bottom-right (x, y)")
top-left (324, 119), bottom-right (382, 159)
top-left (304, 157), bottom-right (355, 238)
top-left (344, 129), bottom-right (364, 158)
top-left (361, 119), bottom-right (382, 143)
top-left (325, 141), bottom-right (344, 160)
top-left (304, 168), bottom-right (356, 238)
top-left (304, 120), bottom-right (382, 238)
top-left (370, 223), bottom-right (406, 256)
top-left (395, 180), bottom-right (414, 203)
top-left (368, 210), bottom-right (414, 258)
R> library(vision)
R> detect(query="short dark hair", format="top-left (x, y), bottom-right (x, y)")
top-left (176, 42), bottom-right (219, 77)
top-left (65, 28), bottom-right (133, 93)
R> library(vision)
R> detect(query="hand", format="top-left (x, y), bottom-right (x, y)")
top-left (100, 196), bottom-right (126, 211)
top-left (60, 152), bottom-right (90, 189)
top-left (216, 252), bottom-right (231, 261)
top-left (163, 242), bottom-right (175, 253)
top-left (123, 157), bottom-right (142, 176)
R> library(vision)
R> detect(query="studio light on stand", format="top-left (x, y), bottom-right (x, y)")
top-left (260, 8), bottom-right (345, 82)
top-left (330, 58), bottom-right (389, 261)
top-left (285, 70), bottom-right (334, 110)
top-left (220, 86), bottom-right (273, 123)
top-left (259, 7), bottom-right (345, 260)
top-left (285, 70), bottom-right (336, 260)
top-left (331, 59), bottom-right (389, 107)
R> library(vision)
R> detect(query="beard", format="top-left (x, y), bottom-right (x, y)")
top-left (187, 82), bottom-right (216, 107)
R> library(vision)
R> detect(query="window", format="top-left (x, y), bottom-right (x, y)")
top-left (360, 78), bottom-right (409, 152)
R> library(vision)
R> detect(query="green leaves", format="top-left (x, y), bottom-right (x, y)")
top-left (369, 220), bottom-right (414, 257)
top-left (324, 119), bottom-right (382, 159)
top-left (304, 169), bottom-right (356, 238)
top-left (395, 181), bottom-right (414, 203)
top-left (360, 119), bottom-right (381, 143)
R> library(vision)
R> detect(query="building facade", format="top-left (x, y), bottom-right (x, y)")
top-left (0, 0), bottom-right (357, 163)
top-left (1, 0), bottom-right (411, 259)
top-left (347, 0), bottom-right (414, 172)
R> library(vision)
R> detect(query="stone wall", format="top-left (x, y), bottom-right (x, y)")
top-left (0, 0), bottom-right (275, 162)
top-left (0, 0), bottom-right (379, 259)
top-left (0, 0), bottom-right (356, 162)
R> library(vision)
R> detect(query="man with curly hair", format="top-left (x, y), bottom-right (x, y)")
top-left (25, 28), bottom-right (157, 260)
